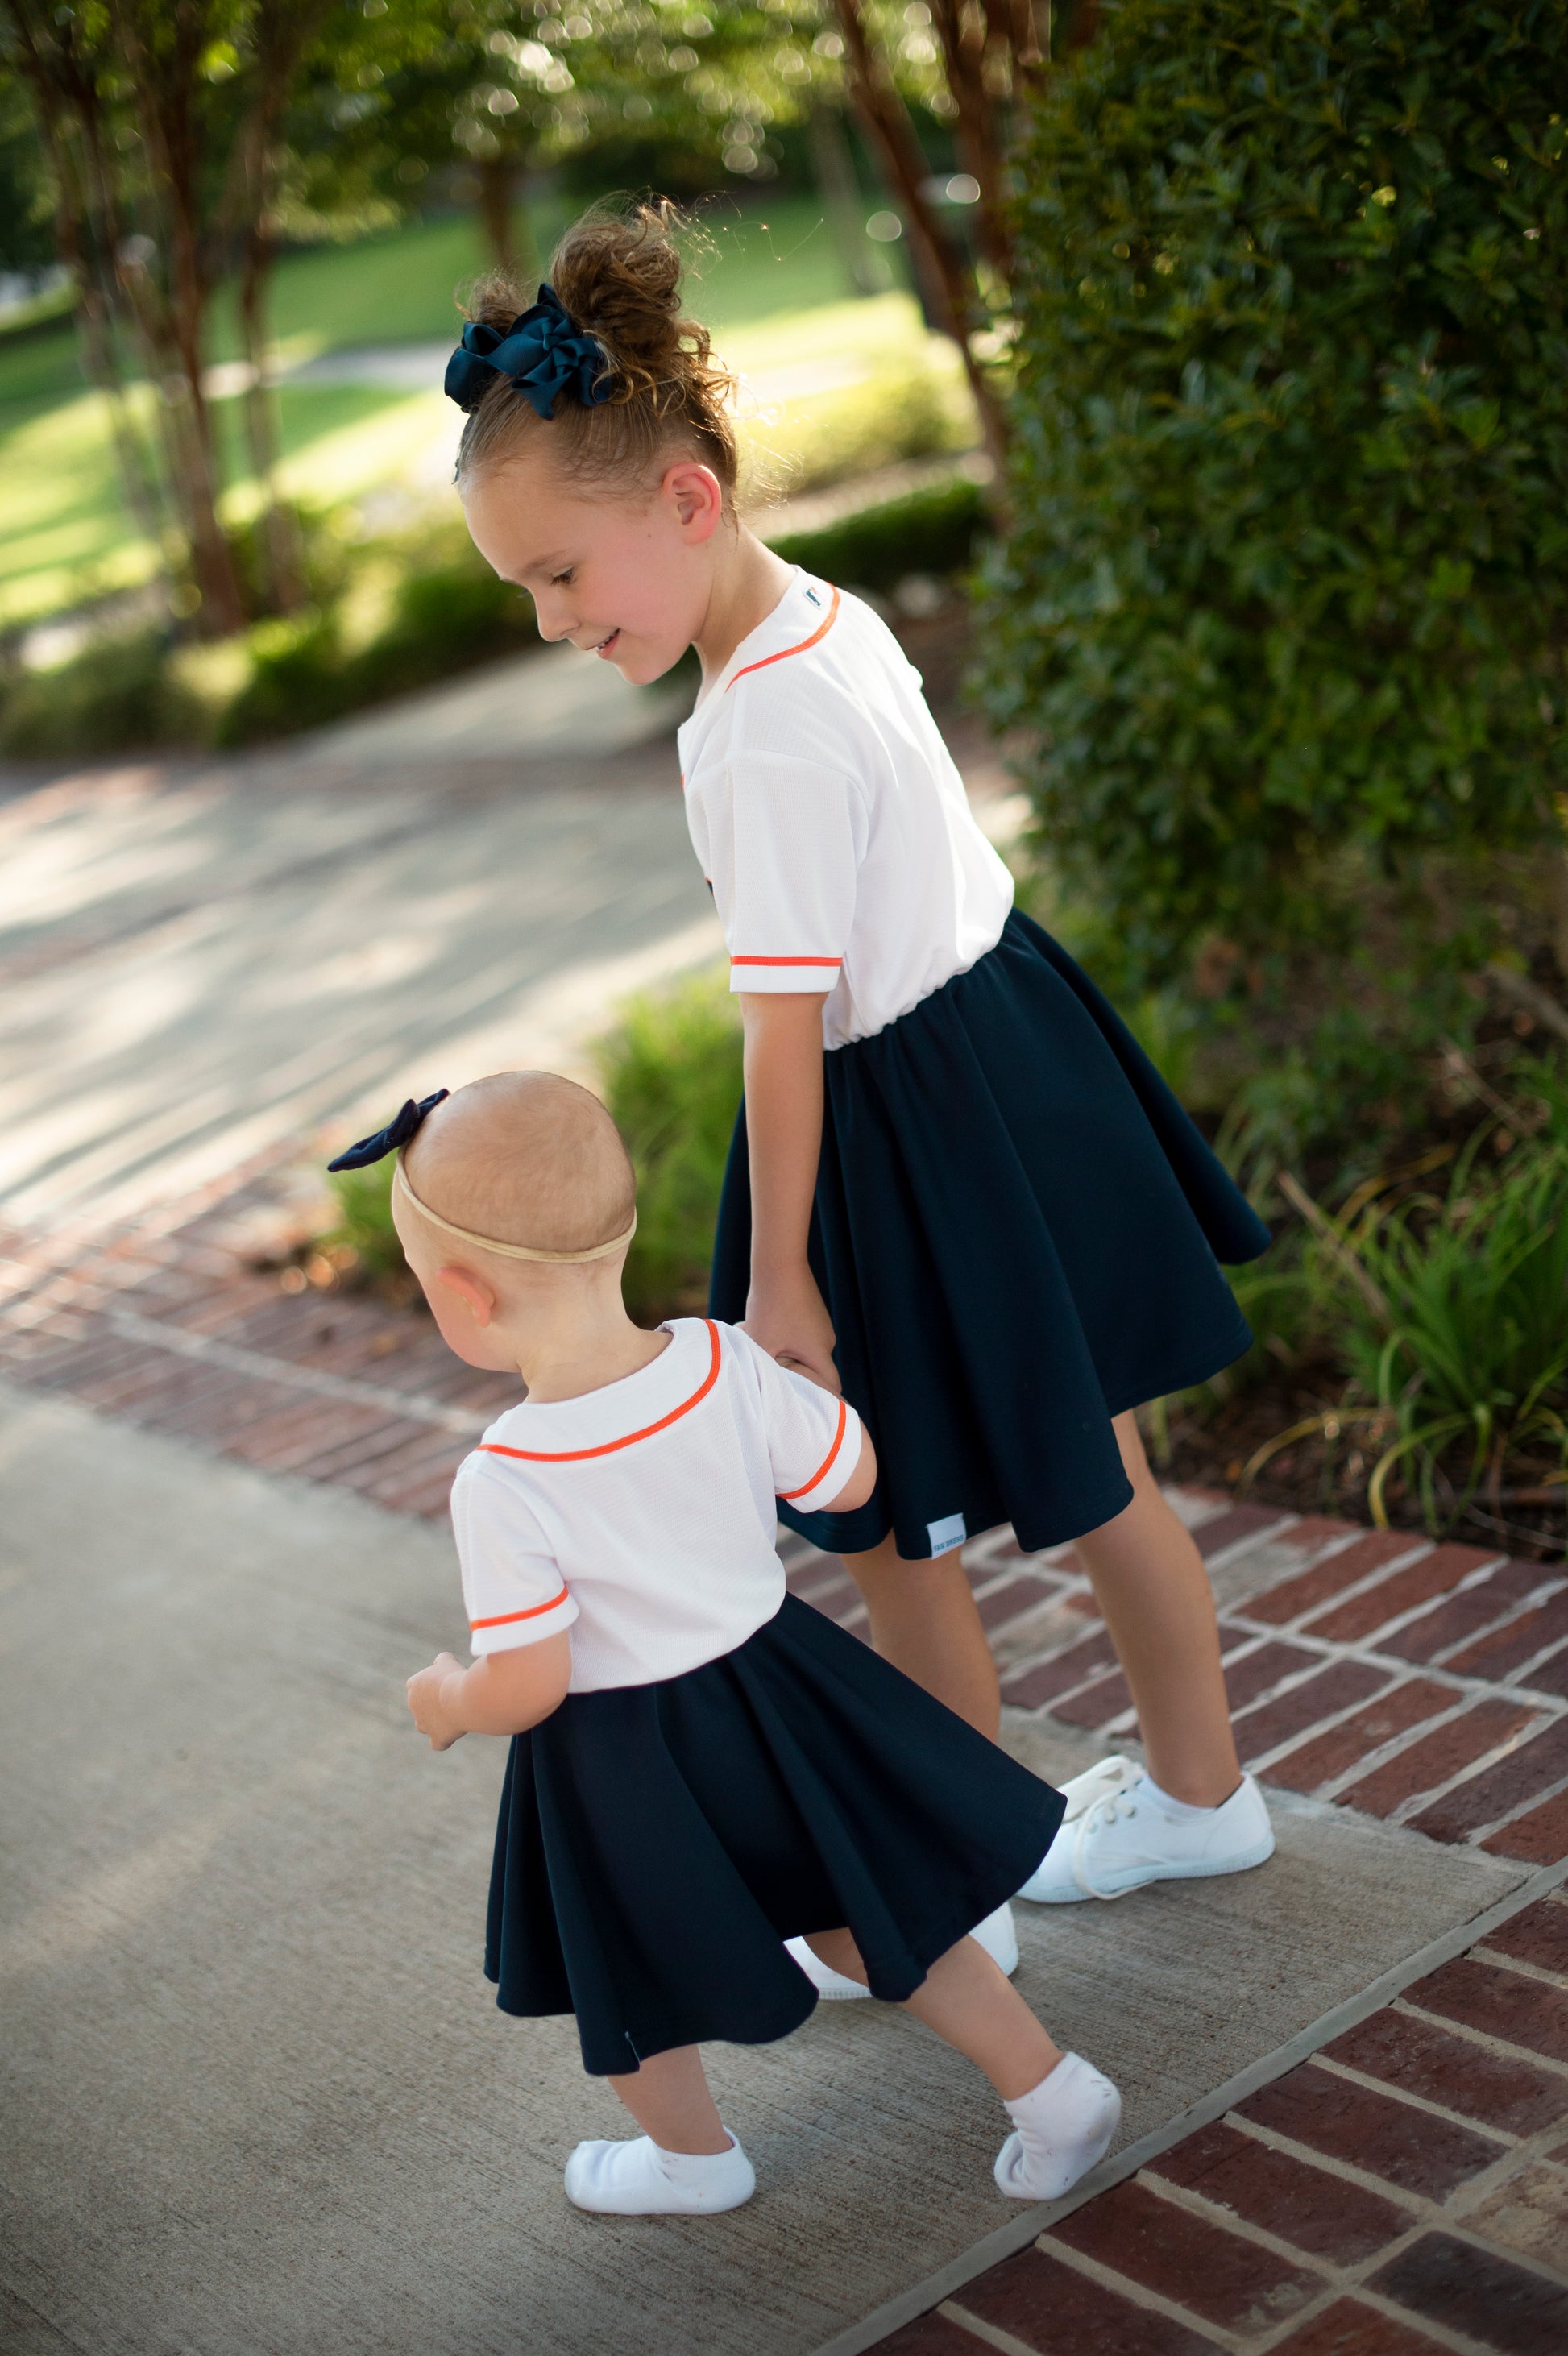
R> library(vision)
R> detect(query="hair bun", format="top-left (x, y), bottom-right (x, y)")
top-left (453, 199), bottom-right (737, 495)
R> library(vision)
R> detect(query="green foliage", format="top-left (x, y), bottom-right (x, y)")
top-left (773, 470), bottom-right (988, 592)
top-left (1296, 1097), bottom-right (1568, 1533)
top-left (211, 545), bottom-right (537, 746)
top-left (595, 967), bottom-right (743, 1320)
top-left (323, 1157), bottom-right (406, 1281)
top-left (982, 0), bottom-right (1568, 1126)
top-left (0, 628), bottom-right (203, 757)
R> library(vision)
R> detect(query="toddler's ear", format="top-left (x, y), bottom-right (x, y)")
top-left (434, 1263), bottom-right (496, 1326)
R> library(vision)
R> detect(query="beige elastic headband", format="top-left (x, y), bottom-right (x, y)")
top-left (392, 1157), bottom-right (636, 1263)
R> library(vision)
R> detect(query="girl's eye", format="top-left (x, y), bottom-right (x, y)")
top-left (551, 568), bottom-right (575, 587)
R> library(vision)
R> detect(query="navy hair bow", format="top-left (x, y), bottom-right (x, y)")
top-left (444, 284), bottom-right (615, 419)
top-left (328, 1089), bottom-right (449, 1173)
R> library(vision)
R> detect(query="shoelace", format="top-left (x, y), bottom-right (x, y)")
top-left (1071, 1785), bottom-right (1143, 1898)
top-left (1060, 1754), bottom-right (1141, 1823)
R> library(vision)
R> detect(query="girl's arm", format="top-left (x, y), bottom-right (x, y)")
top-left (740, 990), bottom-right (838, 1392)
top-left (406, 1632), bottom-right (572, 1750)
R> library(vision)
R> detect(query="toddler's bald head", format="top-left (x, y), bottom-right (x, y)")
top-left (401, 1072), bottom-right (635, 1261)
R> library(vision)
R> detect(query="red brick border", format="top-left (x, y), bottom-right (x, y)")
top-left (870, 1895), bottom-right (1568, 2356)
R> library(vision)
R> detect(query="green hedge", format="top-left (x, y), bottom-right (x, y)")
top-left (772, 473), bottom-right (988, 593)
top-left (1, 472), bottom-right (989, 760)
top-left (981, 0), bottom-right (1568, 1146)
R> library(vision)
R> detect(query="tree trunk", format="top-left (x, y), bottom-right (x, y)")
top-left (238, 211), bottom-right (304, 615)
top-left (807, 102), bottom-right (886, 297)
top-left (832, 0), bottom-right (1012, 475)
top-left (476, 150), bottom-right (522, 276)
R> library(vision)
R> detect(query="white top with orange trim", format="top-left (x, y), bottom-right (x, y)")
top-left (450, 1317), bottom-right (863, 1691)
top-left (677, 568), bottom-right (1014, 1050)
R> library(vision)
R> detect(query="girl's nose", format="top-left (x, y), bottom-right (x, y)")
top-left (533, 592), bottom-right (573, 643)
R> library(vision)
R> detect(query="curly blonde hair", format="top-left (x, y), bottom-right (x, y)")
top-left (455, 201), bottom-right (737, 500)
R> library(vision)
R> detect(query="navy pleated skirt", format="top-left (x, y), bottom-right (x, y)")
top-left (711, 910), bottom-right (1270, 1561)
top-left (485, 1593), bottom-right (1062, 2076)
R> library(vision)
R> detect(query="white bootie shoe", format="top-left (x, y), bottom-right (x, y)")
top-left (1017, 1757), bottom-right (1275, 1904)
top-left (994, 2052), bottom-right (1122, 2200)
top-left (786, 1902), bottom-right (1021, 2001)
top-left (563, 2130), bottom-right (755, 2215)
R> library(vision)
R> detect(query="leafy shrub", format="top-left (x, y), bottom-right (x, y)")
top-left (0, 627), bottom-right (205, 757)
top-left (321, 1156), bottom-right (406, 1281)
top-left (595, 966), bottom-right (743, 1321)
top-left (1240, 1085), bottom-right (1568, 1534)
top-left (773, 470), bottom-right (989, 594)
top-left (742, 363), bottom-right (975, 501)
top-left (982, 0), bottom-right (1568, 1155)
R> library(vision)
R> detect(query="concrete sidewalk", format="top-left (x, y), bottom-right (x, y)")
top-left (0, 1383), bottom-right (1529, 2356)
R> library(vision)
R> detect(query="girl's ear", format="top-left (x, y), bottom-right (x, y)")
top-left (664, 460), bottom-right (725, 545)
top-left (434, 1263), bottom-right (497, 1326)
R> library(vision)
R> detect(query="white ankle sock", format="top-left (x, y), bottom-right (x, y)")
top-left (563, 2129), bottom-right (756, 2215)
top-left (993, 2052), bottom-right (1122, 2201)
top-left (1140, 1774), bottom-right (1246, 1819)
top-left (1139, 1774), bottom-right (1214, 1819)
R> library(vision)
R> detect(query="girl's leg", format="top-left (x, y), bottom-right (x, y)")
top-left (806, 1928), bottom-right (1056, 2096)
top-left (838, 1533), bottom-right (1002, 1739)
top-left (1072, 1410), bottom-right (1240, 1805)
top-left (605, 2046), bottom-right (730, 2155)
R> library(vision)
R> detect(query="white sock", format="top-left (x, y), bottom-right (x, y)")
top-left (1140, 1775), bottom-right (1209, 1819)
top-left (1140, 1774), bottom-right (1238, 1819)
top-left (563, 2128), bottom-right (756, 2215)
top-left (993, 2053), bottom-right (1122, 2201)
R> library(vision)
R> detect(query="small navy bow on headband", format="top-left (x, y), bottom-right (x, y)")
top-left (444, 284), bottom-right (615, 419)
top-left (328, 1089), bottom-right (449, 1172)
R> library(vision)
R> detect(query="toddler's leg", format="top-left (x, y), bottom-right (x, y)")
top-left (563, 2047), bottom-right (755, 2216)
top-left (804, 1930), bottom-right (1119, 2200)
top-left (838, 1533), bottom-right (1001, 1739)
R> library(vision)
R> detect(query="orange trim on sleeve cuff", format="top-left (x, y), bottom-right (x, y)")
top-left (731, 955), bottom-right (843, 969)
top-left (471, 1584), bottom-right (571, 1632)
top-left (779, 1396), bottom-right (850, 1502)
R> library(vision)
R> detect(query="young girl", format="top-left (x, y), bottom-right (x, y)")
top-left (446, 205), bottom-right (1276, 1980)
top-left (358, 1071), bottom-right (1121, 2213)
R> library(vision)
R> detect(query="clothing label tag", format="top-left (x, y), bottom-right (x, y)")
top-left (927, 1513), bottom-right (967, 1557)
top-left (804, 584), bottom-right (822, 607)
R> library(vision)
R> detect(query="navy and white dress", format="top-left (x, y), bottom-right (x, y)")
top-left (682, 570), bottom-right (1271, 1564)
top-left (456, 1317), bottom-right (1062, 2075)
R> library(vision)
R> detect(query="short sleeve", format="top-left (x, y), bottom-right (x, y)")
top-left (729, 1329), bottom-right (865, 1511)
top-left (724, 753), bottom-right (861, 994)
top-left (451, 1455), bottom-right (579, 1658)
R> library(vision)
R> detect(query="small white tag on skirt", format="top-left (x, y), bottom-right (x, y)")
top-left (927, 1512), bottom-right (967, 1556)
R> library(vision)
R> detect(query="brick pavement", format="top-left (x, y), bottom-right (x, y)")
top-left (869, 1895), bottom-right (1568, 2356)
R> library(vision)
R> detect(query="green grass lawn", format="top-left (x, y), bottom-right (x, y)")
top-left (0, 192), bottom-right (921, 630)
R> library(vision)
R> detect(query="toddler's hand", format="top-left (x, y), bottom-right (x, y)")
top-left (407, 1652), bottom-right (467, 1750)
top-left (743, 1268), bottom-right (840, 1394)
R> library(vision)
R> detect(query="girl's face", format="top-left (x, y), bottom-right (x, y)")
top-left (462, 453), bottom-right (724, 686)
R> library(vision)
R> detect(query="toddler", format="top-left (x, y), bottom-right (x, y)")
top-left (332, 1071), bottom-right (1122, 2215)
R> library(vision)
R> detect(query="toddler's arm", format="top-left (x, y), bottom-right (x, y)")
top-left (740, 990), bottom-right (836, 1389)
top-left (406, 1632), bottom-right (571, 1751)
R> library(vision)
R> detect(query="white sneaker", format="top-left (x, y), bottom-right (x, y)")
top-left (786, 1935), bottom-right (870, 2000)
top-left (1017, 1759), bottom-right (1275, 1902)
top-left (785, 1901), bottom-right (1021, 2001)
top-left (563, 2130), bottom-right (755, 2214)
